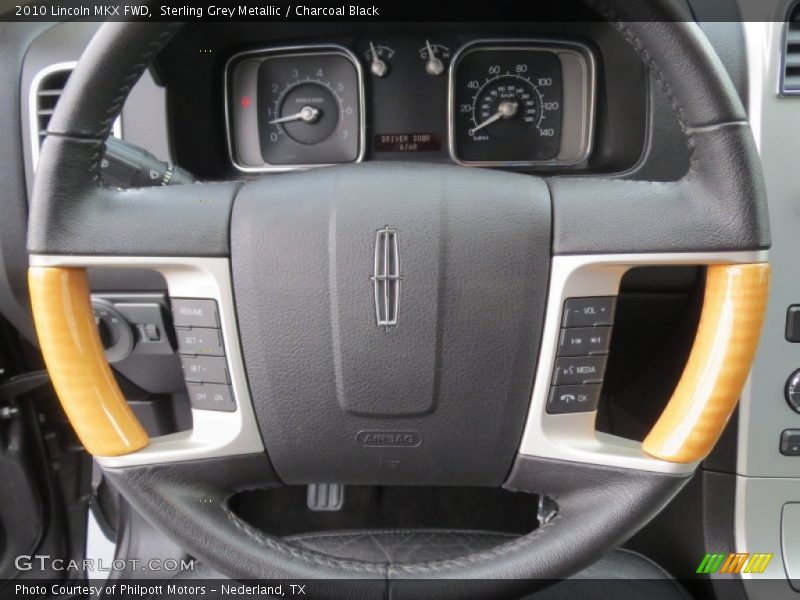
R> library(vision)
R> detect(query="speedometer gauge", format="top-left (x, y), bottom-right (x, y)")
top-left (449, 42), bottom-right (596, 167)
top-left (227, 46), bottom-right (365, 171)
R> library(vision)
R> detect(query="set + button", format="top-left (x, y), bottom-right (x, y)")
top-left (176, 327), bottom-right (224, 356)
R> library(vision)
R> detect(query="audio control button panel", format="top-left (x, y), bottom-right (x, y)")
top-left (547, 296), bottom-right (616, 415)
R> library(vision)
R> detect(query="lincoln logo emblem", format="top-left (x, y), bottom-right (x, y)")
top-left (371, 226), bottom-right (403, 328)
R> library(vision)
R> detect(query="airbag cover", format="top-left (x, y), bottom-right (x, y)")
top-left (231, 163), bottom-right (550, 485)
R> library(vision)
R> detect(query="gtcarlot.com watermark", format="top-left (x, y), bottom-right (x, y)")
top-left (15, 554), bottom-right (195, 574)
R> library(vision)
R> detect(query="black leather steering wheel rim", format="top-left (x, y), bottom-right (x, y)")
top-left (27, 1), bottom-right (769, 598)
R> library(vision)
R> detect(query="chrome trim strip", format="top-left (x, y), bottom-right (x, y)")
top-left (223, 44), bottom-right (367, 173)
top-left (518, 250), bottom-right (768, 475)
top-left (447, 39), bottom-right (596, 168)
top-left (29, 255), bottom-right (264, 468)
top-left (29, 62), bottom-right (122, 171)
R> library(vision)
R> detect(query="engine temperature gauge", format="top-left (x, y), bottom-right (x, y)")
top-left (419, 40), bottom-right (450, 76)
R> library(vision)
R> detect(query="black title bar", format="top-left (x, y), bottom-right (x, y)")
top-left (0, 0), bottom-right (786, 22)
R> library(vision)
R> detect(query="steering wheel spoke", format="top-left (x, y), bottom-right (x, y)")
top-left (28, 253), bottom-right (265, 466)
top-left (548, 123), bottom-right (768, 256)
top-left (29, 135), bottom-right (240, 258)
top-left (515, 250), bottom-right (768, 476)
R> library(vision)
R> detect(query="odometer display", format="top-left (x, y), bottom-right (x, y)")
top-left (452, 46), bottom-right (565, 164)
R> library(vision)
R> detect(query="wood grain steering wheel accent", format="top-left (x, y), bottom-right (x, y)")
top-left (28, 266), bottom-right (148, 456)
top-left (642, 263), bottom-right (770, 463)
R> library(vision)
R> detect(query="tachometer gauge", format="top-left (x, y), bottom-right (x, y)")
top-left (449, 42), bottom-right (596, 167)
top-left (227, 46), bottom-right (364, 171)
top-left (264, 77), bottom-right (343, 148)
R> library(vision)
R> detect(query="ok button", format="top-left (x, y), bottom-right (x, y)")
top-left (553, 356), bottom-right (608, 385)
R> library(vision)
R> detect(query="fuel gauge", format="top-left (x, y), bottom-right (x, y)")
top-left (366, 42), bottom-right (395, 77)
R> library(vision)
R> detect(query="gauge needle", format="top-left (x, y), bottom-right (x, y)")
top-left (370, 41), bottom-right (388, 77)
top-left (269, 106), bottom-right (320, 125)
top-left (468, 101), bottom-right (519, 136)
top-left (425, 40), bottom-right (444, 76)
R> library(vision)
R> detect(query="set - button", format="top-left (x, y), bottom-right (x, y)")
top-left (547, 296), bottom-right (616, 415)
top-left (172, 298), bottom-right (236, 412)
top-left (182, 355), bottom-right (229, 385)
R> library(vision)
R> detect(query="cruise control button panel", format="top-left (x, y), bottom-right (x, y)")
top-left (172, 298), bottom-right (236, 411)
top-left (546, 296), bottom-right (616, 415)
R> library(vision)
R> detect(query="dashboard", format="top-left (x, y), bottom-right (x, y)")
top-left (225, 38), bottom-right (595, 171)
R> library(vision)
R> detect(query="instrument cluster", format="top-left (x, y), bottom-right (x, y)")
top-left (225, 37), bottom-right (596, 172)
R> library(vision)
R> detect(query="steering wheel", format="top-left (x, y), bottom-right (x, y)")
top-left (27, 1), bottom-right (771, 598)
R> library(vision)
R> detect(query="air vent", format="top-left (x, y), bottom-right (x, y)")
top-left (34, 68), bottom-right (71, 147)
top-left (30, 62), bottom-right (75, 169)
top-left (782, 2), bottom-right (800, 94)
top-left (30, 62), bottom-right (121, 170)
